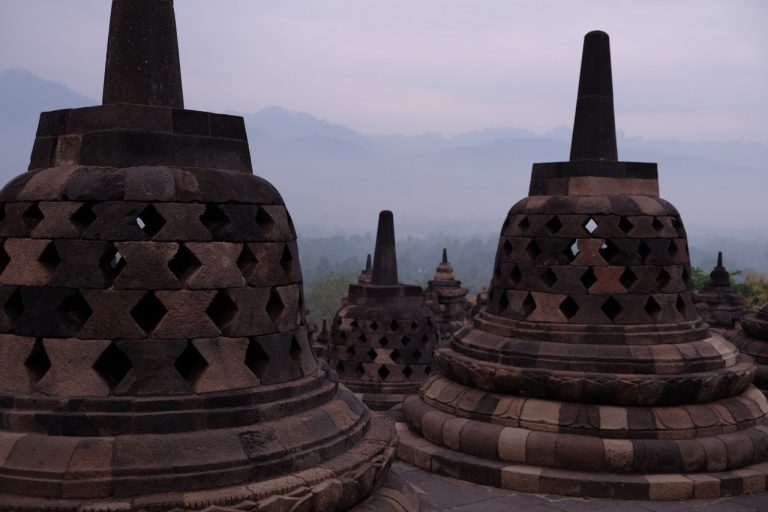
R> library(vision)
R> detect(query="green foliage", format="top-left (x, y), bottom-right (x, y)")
top-left (734, 271), bottom-right (768, 310)
top-left (305, 271), bottom-right (356, 327)
top-left (690, 266), bottom-right (709, 292)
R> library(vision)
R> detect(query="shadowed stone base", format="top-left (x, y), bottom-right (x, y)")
top-left (0, 417), bottom-right (396, 512)
top-left (350, 465), bottom-right (439, 511)
top-left (397, 425), bottom-right (768, 500)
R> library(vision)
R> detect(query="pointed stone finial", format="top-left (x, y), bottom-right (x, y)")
top-left (442, 248), bottom-right (448, 264)
top-left (717, 251), bottom-right (724, 269)
top-left (365, 254), bottom-right (372, 272)
top-left (320, 319), bottom-right (329, 338)
top-left (569, 30), bottom-right (617, 162)
top-left (372, 211), bottom-right (398, 285)
top-left (103, 0), bottom-right (184, 108)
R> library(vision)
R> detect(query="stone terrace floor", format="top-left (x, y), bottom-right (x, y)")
top-left (393, 462), bottom-right (768, 512)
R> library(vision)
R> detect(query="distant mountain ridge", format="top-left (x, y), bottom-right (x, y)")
top-left (1, 68), bottom-right (766, 273)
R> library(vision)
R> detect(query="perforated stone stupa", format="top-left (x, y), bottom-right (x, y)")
top-left (328, 211), bottom-right (440, 410)
top-left (425, 249), bottom-right (471, 336)
top-left (398, 31), bottom-right (768, 500)
top-left (0, 1), bottom-right (396, 509)
top-left (695, 252), bottom-right (744, 332)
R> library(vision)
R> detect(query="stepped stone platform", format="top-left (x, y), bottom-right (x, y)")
top-left (398, 30), bottom-right (768, 499)
top-left (735, 303), bottom-right (768, 395)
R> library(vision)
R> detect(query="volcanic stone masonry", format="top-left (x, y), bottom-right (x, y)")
top-left (0, 1), bottom-right (401, 510)
top-left (694, 251), bottom-right (744, 335)
top-left (425, 249), bottom-right (471, 338)
top-left (735, 303), bottom-right (768, 396)
top-left (397, 30), bottom-right (768, 500)
top-left (328, 211), bottom-right (441, 411)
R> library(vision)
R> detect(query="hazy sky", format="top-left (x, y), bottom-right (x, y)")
top-left (1, 0), bottom-right (766, 143)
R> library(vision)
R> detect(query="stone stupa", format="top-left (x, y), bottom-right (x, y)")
top-left (425, 248), bottom-right (471, 337)
top-left (0, 1), bottom-right (397, 509)
top-left (328, 211), bottom-right (441, 410)
top-left (398, 31), bottom-right (768, 500)
top-left (695, 251), bottom-right (744, 333)
top-left (735, 304), bottom-right (768, 395)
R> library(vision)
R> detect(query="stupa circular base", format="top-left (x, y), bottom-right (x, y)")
top-left (0, 416), bottom-right (396, 512)
top-left (396, 425), bottom-right (768, 500)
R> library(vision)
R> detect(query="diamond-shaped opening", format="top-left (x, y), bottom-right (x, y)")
top-left (672, 218), bottom-right (685, 237)
top-left (522, 293), bottom-right (536, 317)
top-left (412, 348), bottom-right (423, 361)
top-left (70, 202), bottom-right (97, 231)
top-left (420, 334), bottom-right (430, 344)
top-left (237, 244), bottom-right (258, 279)
top-left (644, 297), bottom-right (662, 320)
top-left (25, 339), bottom-right (51, 382)
top-left (200, 203), bottom-right (230, 233)
top-left (56, 292), bottom-right (92, 333)
top-left (652, 217), bottom-right (664, 233)
top-left (255, 207), bottom-right (275, 235)
top-left (638, 241), bottom-right (652, 263)
top-left (518, 216), bottom-right (530, 230)
top-left (390, 349), bottom-right (401, 362)
top-left (502, 239), bottom-right (513, 258)
top-left (510, 265), bottom-right (522, 286)
top-left (280, 244), bottom-right (293, 275)
top-left (580, 268), bottom-right (597, 290)
top-left (92, 342), bottom-right (132, 389)
top-left (545, 215), bottom-right (563, 235)
top-left (390, 320), bottom-right (400, 331)
top-left (265, 288), bottom-right (285, 323)
top-left (0, 243), bottom-right (9, 275)
top-left (367, 348), bottom-right (377, 361)
top-left (559, 296), bottom-right (579, 320)
top-left (377, 365), bottom-right (390, 380)
top-left (425, 366), bottom-right (433, 375)
top-left (619, 268), bottom-right (638, 290)
top-left (245, 338), bottom-right (269, 379)
top-left (410, 320), bottom-right (419, 330)
top-left (128, 293), bottom-right (166, 335)
top-left (354, 362), bottom-right (365, 378)
top-left (681, 266), bottom-right (691, 287)
top-left (350, 319), bottom-right (359, 328)
top-left (403, 365), bottom-right (413, 378)
top-left (498, 290), bottom-right (510, 313)
top-left (335, 361), bottom-right (344, 374)
top-left (540, 268), bottom-right (558, 288)
top-left (676, 295), bottom-right (687, 317)
top-left (206, 291), bottom-right (238, 330)
top-left (37, 241), bottom-right (60, 274)
top-left (168, 244), bottom-right (201, 282)
top-left (346, 346), bottom-right (356, 357)
top-left (618, 216), bottom-right (634, 234)
top-left (601, 296), bottom-right (623, 321)
top-left (599, 240), bottom-right (621, 264)
top-left (370, 320), bottom-right (379, 331)
top-left (401, 335), bottom-right (411, 346)
top-left (583, 217), bottom-right (598, 235)
top-left (175, 341), bottom-right (208, 384)
top-left (100, 244), bottom-right (126, 281)
top-left (668, 240), bottom-right (679, 258)
top-left (339, 331), bottom-right (348, 341)
top-left (657, 269), bottom-right (672, 289)
top-left (289, 336), bottom-right (302, 363)
top-left (4, 288), bottom-right (24, 323)
top-left (525, 240), bottom-right (541, 261)
top-left (379, 336), bottom-right (389, 348)
top-left (358, 333), bottom-right (367, 343)
top-left (22, 204), bottom-right (44, 231)
top-left (136, 205), bottom-right (166, 237)
top-left (563, 240), bottom-right (579, 263)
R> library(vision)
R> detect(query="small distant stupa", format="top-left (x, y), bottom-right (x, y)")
top-left (695, 251), bottom-right (744, 332)
top-left (425, 248), bottom-right (471, 336)
top-left (327, 211), bottom-right (440, 410)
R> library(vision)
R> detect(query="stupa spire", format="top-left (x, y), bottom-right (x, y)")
top-left (372, 210), bottom-right (398, 285)
top-left (365, 253), bottom-right (372, 272)
top-left (569, 30), bottom-right (617, 161)
top-left (717, 251), bottom-right (724, 268)
top-left (442, 247), bottom-right (448, 264)
top-left (103, 0), bottom-right (184, 107)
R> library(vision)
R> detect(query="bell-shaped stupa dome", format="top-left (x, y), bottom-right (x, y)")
top-left (0, 1), bottom-right (395, 509)
top-left (399, 31), bottom-right (768, 500)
